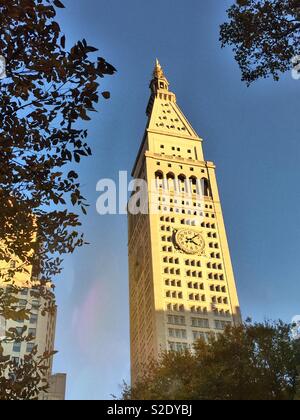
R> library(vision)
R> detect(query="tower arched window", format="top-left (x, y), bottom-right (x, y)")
top-left (155, 170), bottom-right (164, 189)
top-left (201, 178), bottom-right (212, 197)
top-left (189, 176), bottom-right (197, 185)
top-left (167, 172), bottom-right (175, 190)
top-left (177, 174), bottom-right (188, 193)
top-left (189, 176), bottom-right (199, 195)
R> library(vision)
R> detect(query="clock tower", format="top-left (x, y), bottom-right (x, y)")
top-left (128, 61), bottom-right (241, 384)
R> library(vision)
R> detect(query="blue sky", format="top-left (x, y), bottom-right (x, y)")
top-left (52, 0), bottom-right (300, 400)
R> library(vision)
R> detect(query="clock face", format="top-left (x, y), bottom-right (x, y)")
top-left (175, 229), bottom-right (205, 255)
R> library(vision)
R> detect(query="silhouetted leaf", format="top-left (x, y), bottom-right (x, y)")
top-left (102, 91), bottom-right (111, 99)
top-left (61, 35), bottom-right (66, 48)
top-left (53, 0), bottom-right (65, 8)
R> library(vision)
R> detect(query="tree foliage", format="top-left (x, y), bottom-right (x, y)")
top-left (122, 321), bottom-right (300, 401)
top-left (0, 0), bottom-right (116, 281)
top-left (0, 285), bottom-right (58, 399)
top-left (0, 342), bottom-right (55, 400)
top-left (220, 0), bottom-right (300, 84)
top-left (0, 0), bottom-right (116, 399)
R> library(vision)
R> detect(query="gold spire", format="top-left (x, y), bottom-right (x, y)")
top-left (153, 59), bottom-right (165, 79)
top-left (147, 59), bottom-right (174, 116)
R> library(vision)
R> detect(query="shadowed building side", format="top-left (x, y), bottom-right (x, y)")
top-left (128, 61), bottom-right (241, 385)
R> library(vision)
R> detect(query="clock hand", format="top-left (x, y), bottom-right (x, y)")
top-left (186, 235), bottom-right (199, 243)
top-left (184, 237), bottom-right (198, 245)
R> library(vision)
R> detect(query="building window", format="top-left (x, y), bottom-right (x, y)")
top-left (26, 343), bottom-right (35, 353)
top-left (30, 314), bottom-right (38, 324)
top-left (169, 328), bottom-right (175, 338)
top-left (167, 315), bottom-right (185, 326)
top-left (169, 342), bottom-right (189, 352)
top-left (28, 328), bottom-right (36, 338)
top-left (32, 300), bottom-right (40, 310)
top-left (191, 306), bottom-right (208, 314)
top-left (15, 327), bottom-right (23, 337)
top-left (11, 357), bottom-right (20, 365)
top-left (20, 289), bottom-right (28, 296)
top-left (191, 318), bottom-right (209, 329)
top-left (215, 320), bottom-right (231, 331)
top-left (193, 331), bottom-right (206, 341)
top-left (18, 299), bottom-right (27, 308)
top-left (168, 329), bottom-right (187, 339)
top-left (13, 342), bottom-right (21, 353)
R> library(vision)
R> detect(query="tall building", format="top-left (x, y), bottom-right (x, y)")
top-left (0, 253), bottom-right (66, 400)
top-left (128, 61), bottom-right (241, 384)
